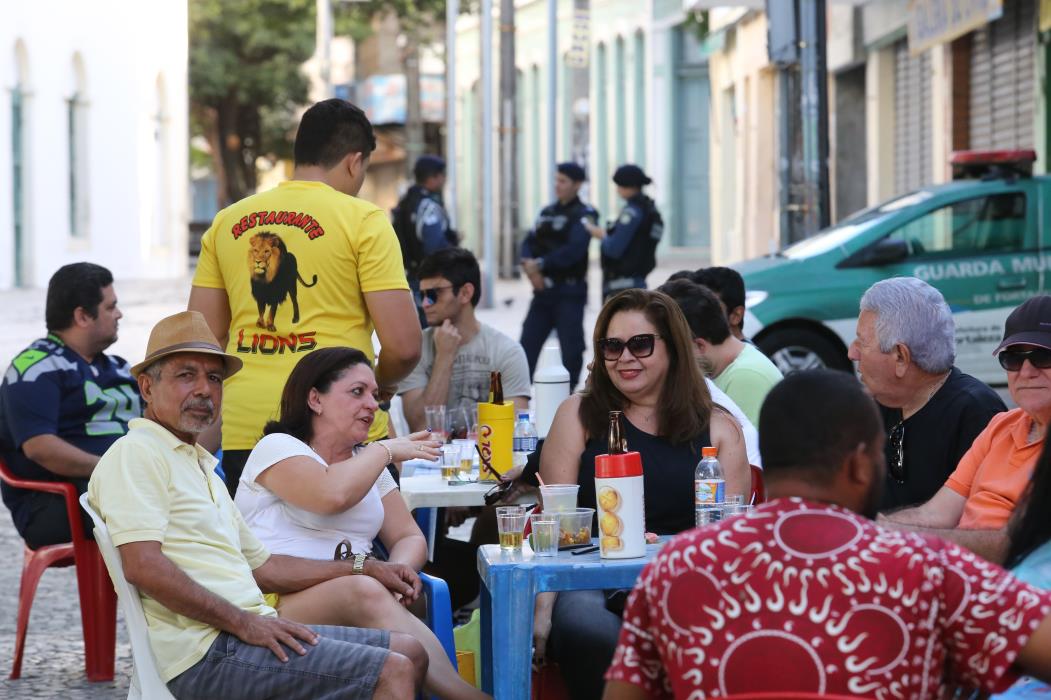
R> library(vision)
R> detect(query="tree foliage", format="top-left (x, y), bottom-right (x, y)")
top-left (190, 0), bottom-right (449, 207)
top-left (190, 0), bottom-right (323, 205)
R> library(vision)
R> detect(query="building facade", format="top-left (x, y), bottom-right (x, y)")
top-left (704, 0), bottom-right (1050, 261)
top-left (451, 0), bottom-right (715, 265)
top-left (0, 2), bottom-right (189, 289)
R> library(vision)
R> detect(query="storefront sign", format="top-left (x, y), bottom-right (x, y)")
top-left (1041, 0), bottom-right (1051, 31)
top-left (907, 0), bottom-right (1003, 55)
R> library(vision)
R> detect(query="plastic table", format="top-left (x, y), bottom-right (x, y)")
top-left (399, 470), bottom-right (535, 560)
top-left (476, 540), bottom-right (662, 699)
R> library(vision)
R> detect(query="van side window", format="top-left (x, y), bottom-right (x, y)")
top-left (887, 193), bottom-right (1026, 257)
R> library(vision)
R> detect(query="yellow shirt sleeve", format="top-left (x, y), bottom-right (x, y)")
top-left (89, 437), bottom-right (173, 547)
top-left (356, 209), bottom-right (409, 293)
top-left (191, 222), bottom-right (225, 290)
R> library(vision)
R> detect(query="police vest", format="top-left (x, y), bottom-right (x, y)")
top-left (531, 199), bottom-right (590, 282)
top-left (391, 185), bottom-right (427, 274)
top-left (602, 195), bottom-right (664, 280)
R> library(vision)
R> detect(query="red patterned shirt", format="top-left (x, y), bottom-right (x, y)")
top-left (606, 498), bottom-right (1051, 699)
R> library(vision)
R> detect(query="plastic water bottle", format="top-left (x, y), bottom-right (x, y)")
top-left (513, 411), bottom-right (538, 468)
top-left (533, 345), bottom-right (570, 440)
top-left (695, 446), bottom-right (725, 525)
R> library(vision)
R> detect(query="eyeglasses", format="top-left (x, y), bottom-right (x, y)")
top-left (998, 347), bottom-right (1051, 372)
top-left (888, 420), bottom-right (905, 484)
top-left (597, 333), bottom-right (662, 361)
top-left (421, 285), bottom-right (454, 304)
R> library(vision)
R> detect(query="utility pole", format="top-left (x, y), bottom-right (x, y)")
top-left (799, 0), bottom-right (830, 234)
top-left (316, 0), bottom-right (333, 98)
top-left (766, 0), bottom-right (829, 244)
top-left (445, 0), bottom-right (459, 230)
top-left (499, 0), bottom-right (518, 278)
top-left (547, 0), bottom-right (558, 201)
top-left (480, 0), bottom-right (495, 307)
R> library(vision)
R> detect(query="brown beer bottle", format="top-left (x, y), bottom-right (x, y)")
top-left (608, 411), bottom-right (627, 454)
top-left (489, 370), bottom-right (505, 405)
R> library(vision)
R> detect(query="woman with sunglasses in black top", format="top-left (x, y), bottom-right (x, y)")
top-left (532, 289), bottom-right (749, 699)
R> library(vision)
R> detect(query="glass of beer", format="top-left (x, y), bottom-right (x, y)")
top-left (453, 439), bottom-right (476, 478)
top-left (497, 509), bottom-right (527, 551)
top-left (440, 445), bottom-right (460, 480)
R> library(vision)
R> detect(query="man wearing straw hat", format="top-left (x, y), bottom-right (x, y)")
top-left (88, 311), bottom-right (427, 699)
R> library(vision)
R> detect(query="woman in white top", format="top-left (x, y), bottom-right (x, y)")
top-left (237, 347), bottom-right (489, 700)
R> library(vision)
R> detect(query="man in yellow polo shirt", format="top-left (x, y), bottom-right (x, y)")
top-left (189, 99), bottom-right (421, 496)
top-left (88, 312), bottom-right (426, 698)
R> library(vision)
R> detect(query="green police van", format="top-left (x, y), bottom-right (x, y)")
top-left (738, 150), bottom-right (1048, 385)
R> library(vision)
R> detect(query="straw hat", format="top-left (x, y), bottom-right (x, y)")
top-left (130, 311), bottom-right (243, 378)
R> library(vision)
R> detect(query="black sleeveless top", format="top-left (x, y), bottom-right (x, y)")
top-left (577, 416), bottom-right (710, 535)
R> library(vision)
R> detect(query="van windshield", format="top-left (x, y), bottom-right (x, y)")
top-left (781, 190), bottom-right (934, 259)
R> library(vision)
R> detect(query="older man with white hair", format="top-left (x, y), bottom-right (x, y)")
top-left (847, 277), bottom-right (1005, 510)
top-left (877, 293), bottom-right (1051, 564)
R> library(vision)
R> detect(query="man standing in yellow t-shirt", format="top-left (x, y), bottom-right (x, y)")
top-left (189, 99), bottom-right (421, 495)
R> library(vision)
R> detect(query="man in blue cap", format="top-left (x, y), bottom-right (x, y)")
top-left (585, 164), bottom-right (664, 300)
top-left (519, 162), bottom-right (598, 389)
top-left (392, 155), bottom-right (458, 324)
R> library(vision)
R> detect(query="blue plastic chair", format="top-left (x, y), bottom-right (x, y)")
top-left (419, 572), bottom-right (457, 666)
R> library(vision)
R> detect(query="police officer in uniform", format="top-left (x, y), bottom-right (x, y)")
top-left (586, 164), bottom-right (664, 301)
top-left (519, 162), bottom-right (598, 390)
top-left (392, 155), bottom-right (458, 325)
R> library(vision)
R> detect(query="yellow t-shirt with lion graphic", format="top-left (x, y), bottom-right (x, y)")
top-left (192, 180), bottom-right (409, 451)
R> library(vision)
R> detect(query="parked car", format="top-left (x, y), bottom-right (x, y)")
top-left (738, 150), bottom-right (1045, 385)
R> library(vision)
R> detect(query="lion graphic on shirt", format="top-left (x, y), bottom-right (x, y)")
top-left (247, 232), bottom-right (318, 331)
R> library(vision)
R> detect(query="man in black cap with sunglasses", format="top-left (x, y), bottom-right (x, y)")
top-left (881, 295), bottom-right (1051, 563)
top-left (520, 162), bottom-right (599, 389)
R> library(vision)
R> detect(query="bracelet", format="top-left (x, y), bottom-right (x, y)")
top-left (373, 441), bottom-right (394, 466)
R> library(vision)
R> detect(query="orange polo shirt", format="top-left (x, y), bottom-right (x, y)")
top-left (944, 408), bottom-right (1041, 529)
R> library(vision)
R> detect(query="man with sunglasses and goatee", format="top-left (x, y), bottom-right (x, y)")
top-left (847, 278), bottom-right (1004, 511)
top-left (880, 294), bottom-right (1051, 564)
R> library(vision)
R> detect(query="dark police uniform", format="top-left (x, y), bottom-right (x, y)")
top-left (392, 183), bottom-right (457, 324)
top-left (600, 192), bottom-right (663, 300)
top-left (519, 196), bottom-right (598, 390)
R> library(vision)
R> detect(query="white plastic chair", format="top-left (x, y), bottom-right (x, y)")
top-left (79, 493), bottom-right (175, 699)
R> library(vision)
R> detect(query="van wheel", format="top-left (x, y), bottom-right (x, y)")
top-left (756, 328), bottom-right (852, 375)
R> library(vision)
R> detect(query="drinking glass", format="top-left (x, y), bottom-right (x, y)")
top-left (453, 439), bottom-right (476, 477)
top-left (440, 445), bottom-right (460, 480)
top-left (425, 405), bottom-right (448, 443)
top-left (448, 407), bottom-right (472, 441)
top-left (530, 514), bottom-right (560, 557)
top-left (497, 510), bottom-right (527, 550)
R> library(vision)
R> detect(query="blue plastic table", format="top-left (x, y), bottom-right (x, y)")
top-left (476, 540), bottom-right (663, 699)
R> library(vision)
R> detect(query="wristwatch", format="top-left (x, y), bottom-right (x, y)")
top-left (351, 552), bottom-right (370, 575)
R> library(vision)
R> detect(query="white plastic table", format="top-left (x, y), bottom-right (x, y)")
top-left (399, 464), bottom-right (535, 560)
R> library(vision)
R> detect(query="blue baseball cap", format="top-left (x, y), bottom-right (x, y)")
top-left (414, 155), bottom-right (446, 181)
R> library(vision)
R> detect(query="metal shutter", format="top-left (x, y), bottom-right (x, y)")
top-left (894, 39), bottom-right (932, 194)
top-left (969, 0), bottom-right (1036, 150)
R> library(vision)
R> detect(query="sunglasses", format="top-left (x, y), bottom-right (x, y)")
top-left (597, 333), bottom-right (662, 361)
top-left (421, 285), bottom-right (455, 304)
top-left (998, 347), bottom-right (1051, 372)
top-left (888, 420), bottom-right (905, 484)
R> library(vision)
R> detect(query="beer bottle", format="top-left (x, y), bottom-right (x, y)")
top-left (488, 370), bottom-right (505, 404)
top-left (607, 411), bottom-right (627, 454)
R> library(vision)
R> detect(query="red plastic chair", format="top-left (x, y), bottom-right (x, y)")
top-left (750, 464), bottom-right (766, 505)
top-left (0, 458), bottom-right (116, 681)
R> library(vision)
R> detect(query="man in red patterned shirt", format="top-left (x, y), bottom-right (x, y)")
top-left (604, 370), bottom-right (1051, 699)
